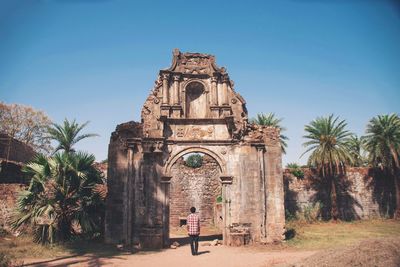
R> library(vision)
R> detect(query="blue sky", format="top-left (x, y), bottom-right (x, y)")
top-left (1, 0), bottom-right (399, 165)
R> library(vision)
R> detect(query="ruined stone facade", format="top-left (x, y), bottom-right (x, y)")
top-left (105, 49), bottom-right (285, 248)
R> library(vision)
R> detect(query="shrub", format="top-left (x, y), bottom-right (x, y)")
top-left (285, 209), bottom-right (297, 221)
top-left (286, 162), bottom-right (304, 179)
top-left (291, 169), bottom-right (304, 179)
top-left (296, 202), bottom-right (323, 223)
top-left (216, 195), bottom-right (223, 203)
top-left (185, 154), bottom-right (203, 168)
top-left (286, 162), bottom-right (300, 169)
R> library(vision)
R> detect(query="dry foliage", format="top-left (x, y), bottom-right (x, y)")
top-left (0, 102), bottom-right (52, 154)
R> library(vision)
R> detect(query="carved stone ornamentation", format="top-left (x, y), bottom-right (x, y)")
top-left (176, 127), bottom-right (185, 137)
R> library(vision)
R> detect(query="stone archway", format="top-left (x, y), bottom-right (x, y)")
top-left (165, 147), bottom-right (226, 175)
top-left (169, 153), bottom-right (223, 234)
top-left (163, 147), bottom-right (231, 244)
top-left (105, 49), bottom-right (285, 249)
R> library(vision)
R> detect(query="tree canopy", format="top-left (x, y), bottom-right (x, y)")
top-left (47, 118), bottom-right (98, 154)
top-left (0, 102), bottom-right (52, 154)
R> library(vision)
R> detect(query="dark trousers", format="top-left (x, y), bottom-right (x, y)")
top-left (189, 234), bottom-right (199, 255)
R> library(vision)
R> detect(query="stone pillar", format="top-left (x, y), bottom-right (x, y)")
top-left (161, 176), bottom-right (171, 247)
top-left (162, 73), bottom-right (170, 105)
top-left (222, 76), bottom-right (229, 105)
top-left (265, 145), bottom-right (285, 243)
top-left (211, 76), bottom-right (218, 105)
top-left (220, 176), bottom-right (233, 245)
top-left (126, 146), bottom-right (134, 245)
top-left (173, 74), bottom-right (180, 105)
top-left (256, 145), bottom-right (267, 239)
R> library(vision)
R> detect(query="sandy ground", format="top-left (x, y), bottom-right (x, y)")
top-left (22, 242), bottom-right (317, 267)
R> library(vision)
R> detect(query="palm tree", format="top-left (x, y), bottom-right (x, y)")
top-left (302, 114), bottom-right (354, 220)
top-left (347, 135), bottom-right (364, 167)
top-left (251, 112), bottom-right (289, 154)
top-left (12, 152), bottom-right (105, 244)
top-left (363, 113), bottom-right (400, 219)
top-left (47, 119), bottom-right (98, 153)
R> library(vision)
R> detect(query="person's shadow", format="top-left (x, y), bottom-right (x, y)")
top-left (197, 251), bottom-right (210, 256)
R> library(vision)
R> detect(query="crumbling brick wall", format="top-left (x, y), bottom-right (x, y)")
top-left (170, 154), bottom-right (222, 228)
top-left (0, 184), bottom-right (26, 232)
top-left (284, 167), bottom-right (395, 220)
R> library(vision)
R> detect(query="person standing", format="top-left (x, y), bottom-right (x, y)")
top-left (187, 206), bottom-right (200, 256)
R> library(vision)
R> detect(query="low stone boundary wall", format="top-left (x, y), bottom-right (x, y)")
top-left (284, 167), bottom-right (395, 220)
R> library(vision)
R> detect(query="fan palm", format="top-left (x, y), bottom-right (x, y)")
top-left (302, 114), bottom-right (354, 220)
top-left (251, 112), bottom-right (289, 154)
top-left (363, 113), bottom-right (400, 218)
top-left (12, 152), bottom-right (105, 244)
top-left (47, 119), bottom-right (98, 153)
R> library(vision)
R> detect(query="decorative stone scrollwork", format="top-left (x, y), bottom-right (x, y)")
top-left (154, 75), bottom-right (163, 89)
top-left (143, 106), bottom-right (151, 115)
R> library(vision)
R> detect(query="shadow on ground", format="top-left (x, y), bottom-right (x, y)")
top-left (24, 234), bottom-right (222, 266)
top-left (23, 240), bottom-right (127, 267)
top-left (170, 234), bottom-right (223, 246)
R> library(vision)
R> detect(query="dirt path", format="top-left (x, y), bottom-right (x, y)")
top-left (23, 242), bottom-right (317, 267)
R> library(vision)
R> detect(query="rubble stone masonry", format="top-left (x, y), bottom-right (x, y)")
top-left (284, 167), bottom-right (396, 220)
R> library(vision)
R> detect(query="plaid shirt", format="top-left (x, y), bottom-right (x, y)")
top-left (187, 213), bottom-right (200, 235)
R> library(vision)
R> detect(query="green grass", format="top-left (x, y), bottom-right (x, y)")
top-left (285, 219), bottom-right (400, 250)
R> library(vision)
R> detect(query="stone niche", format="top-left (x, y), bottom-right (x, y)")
top-left (105, 49), bottom-right (285, 249)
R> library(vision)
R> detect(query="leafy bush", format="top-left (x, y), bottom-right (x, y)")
top-left (216, 195), bottom-right (223, 203)
top-left (12, 152), bottom-right (105, 244)
top-left (185, 154), bottom-right (203, 168)
top-left (286, 162), bottom-right (300, 169)
top-left (285, 209), bottom-right (297, 221)
top-left (286, 162), bottom-right (304, 179)
top-left (296, 202), bottom-right (323, 223)
top-left (291, 169), bottom-right (304, 179)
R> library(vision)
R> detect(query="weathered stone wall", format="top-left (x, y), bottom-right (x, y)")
top-left (170, 155), bottom-right (222, 228)
top-left (284, 167), bottom-right (396, 220)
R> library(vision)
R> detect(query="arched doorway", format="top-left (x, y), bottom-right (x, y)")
top-left (169, 153), bottom-right (223, 238)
